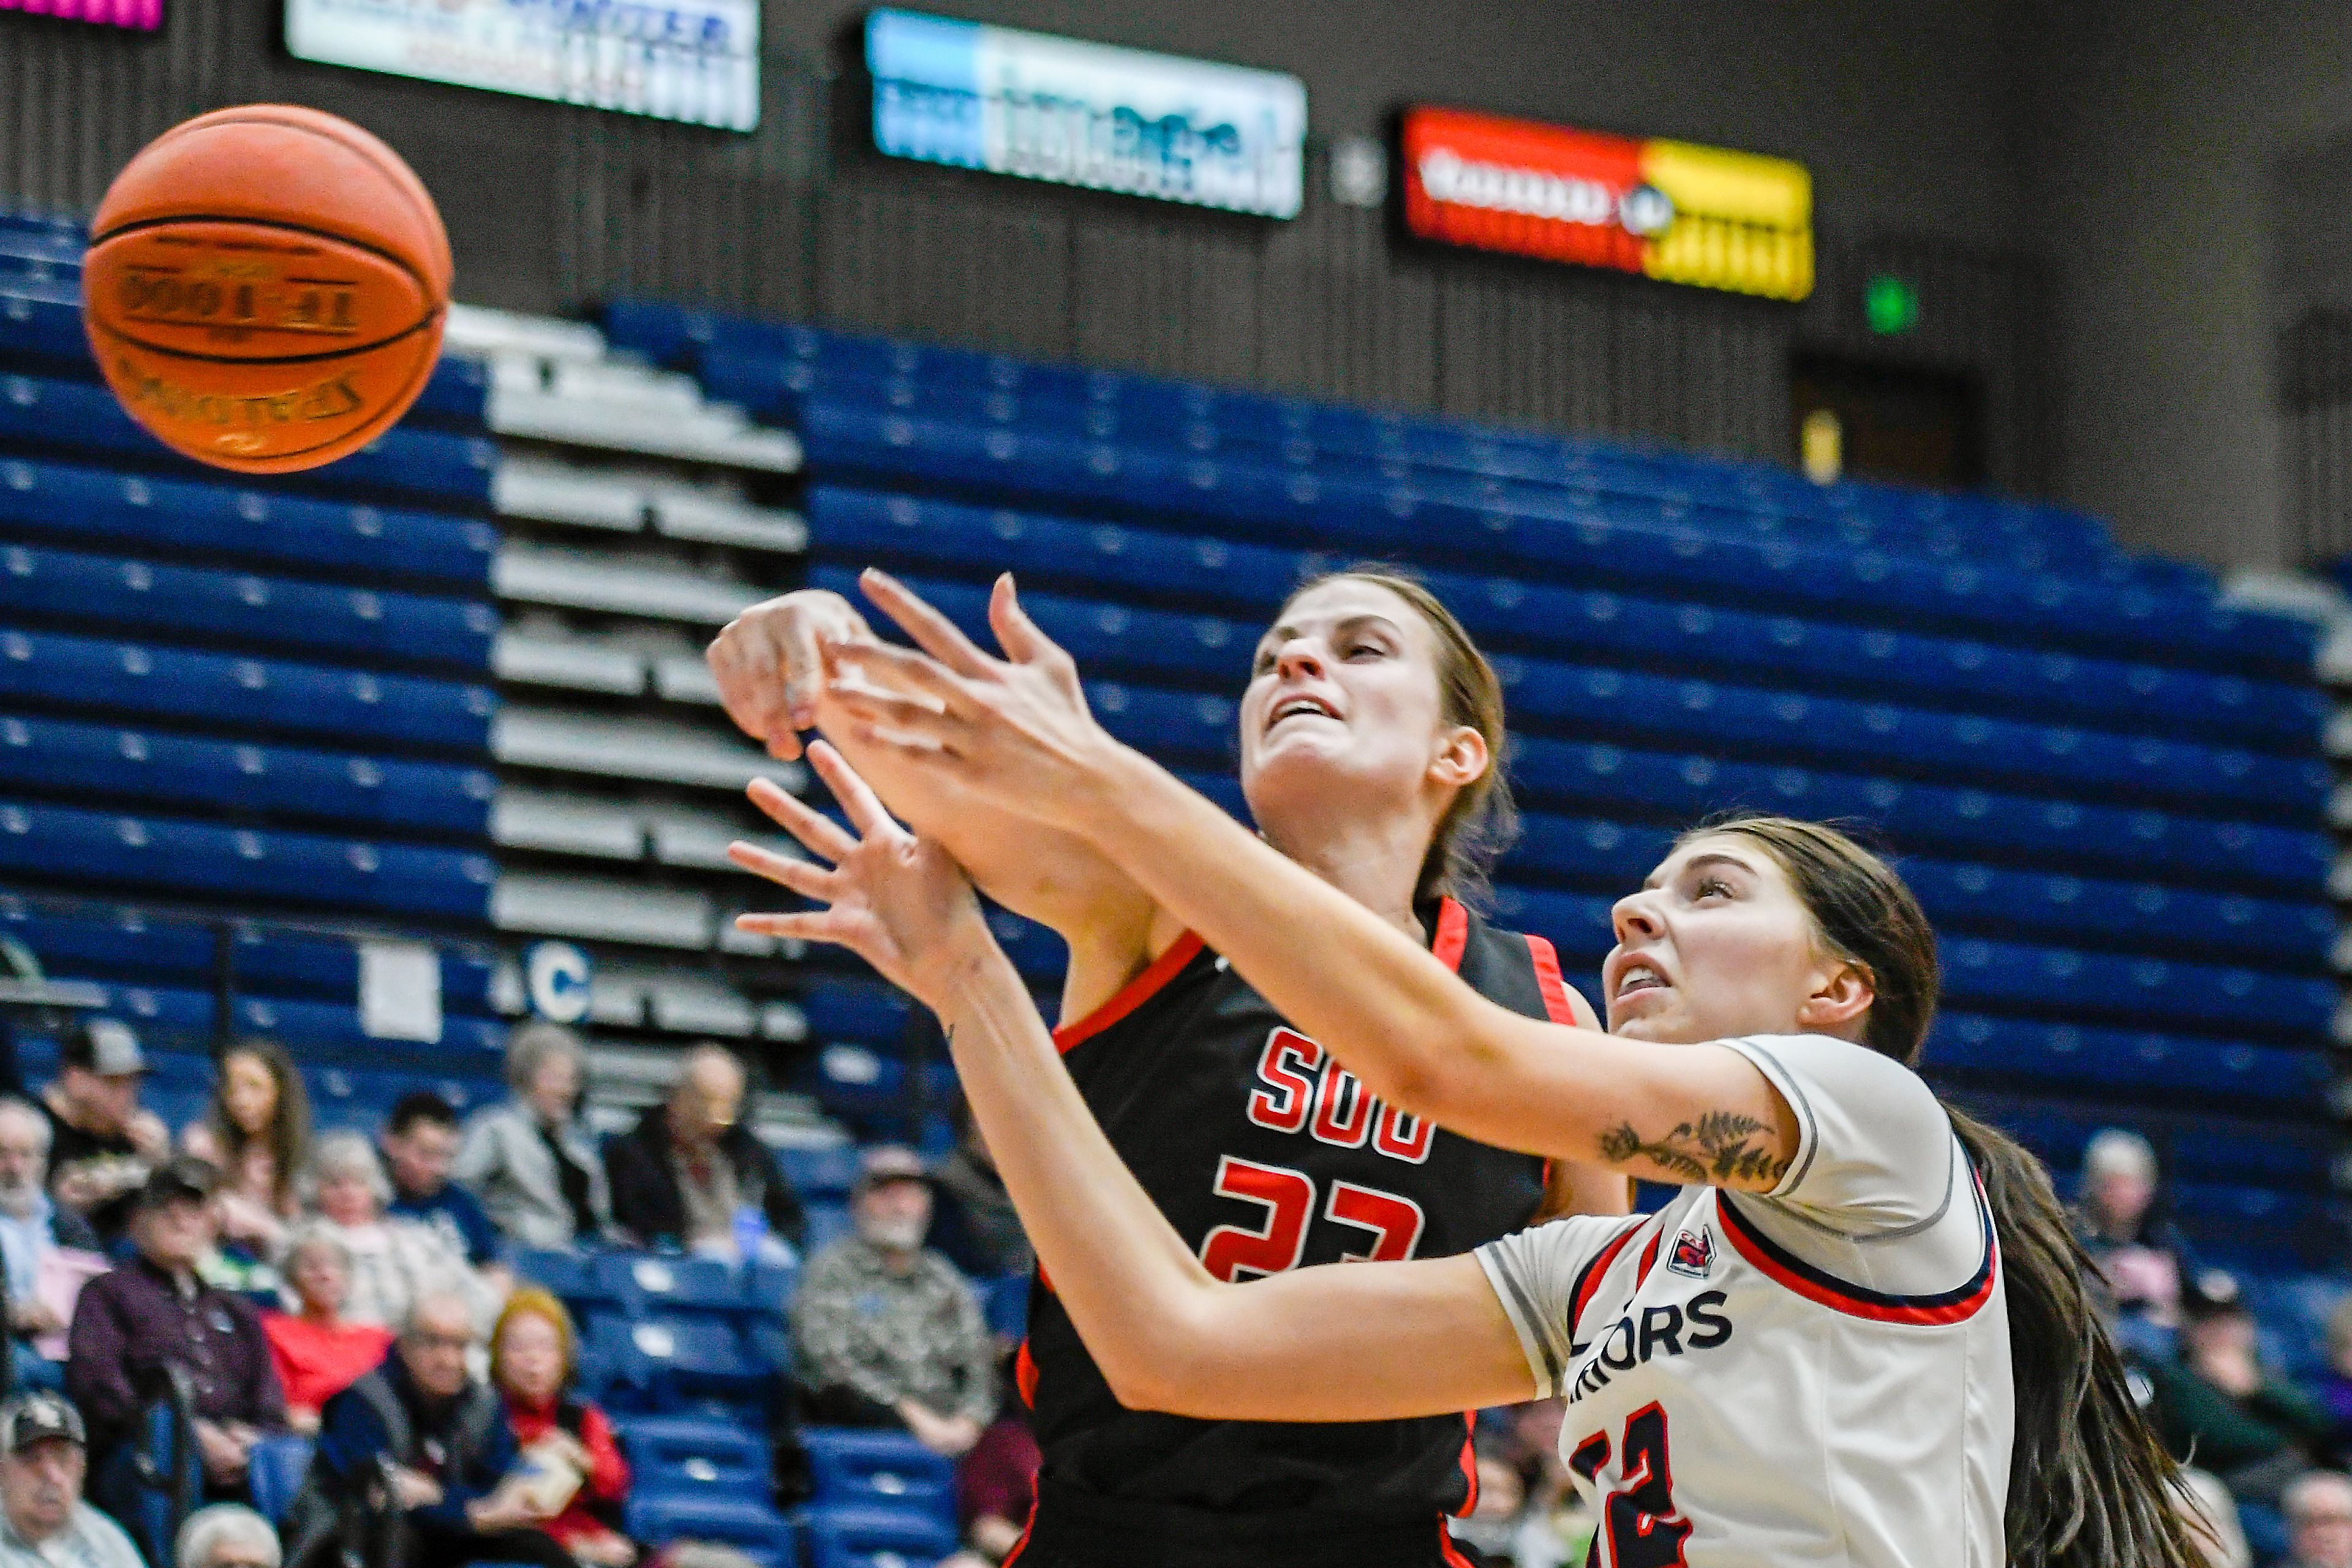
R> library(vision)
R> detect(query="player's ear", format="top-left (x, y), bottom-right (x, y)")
top-left (1795, 957), bottom-right (1875, 1035)
top-left (1429, 724), bottom-right (1487, 790)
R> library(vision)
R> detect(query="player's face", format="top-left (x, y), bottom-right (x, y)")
top-left (1605, 835), bottom-right (1871, 1044)
top-left (1238, 579), bottom-right (1472, 837)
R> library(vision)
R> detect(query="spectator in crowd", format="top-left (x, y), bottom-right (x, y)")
top-left (452, 1026), bottom-right (609, 1253)
top-left (2286, 1471), bottom-right (2352, 1568)
top-left (793, 1147), bottom-right (992, 1458)
top-left (174, 1503), bottom-right (280, 1568)
top-left (0, 1096), bottom-right (97, 1393)
top-left (608, 1046), bottom-right (802, 1259)
top-left (383, 1094), bottom-right (506, 1276)
top-left (943, 1344), bottom-right (1037, 1568)
top-left (261, 1223), bottom-right (393, 1436)
top-left (67, 1159), bottom-right (286, 1511)
top-left (303, 1132), bottom-right (488, 1333)
top-left (2146, 1275), bottom-right (2331, 1504)
top-left (2074, 1128), bottom-right (2198, 1335)
top-left (927, 1099), bottom-right (1030, 1282)
top-left (183, 1041), bottom-right (311, 1267)
top-left (42, 1017), bottom-right (167, 1243)
top-left (0, 1393), bottom-right (141, 1568)
top-left (488, 1288), bottom-right (633, 1567)
top-left (285, 1289), bottom-right (570, 1568)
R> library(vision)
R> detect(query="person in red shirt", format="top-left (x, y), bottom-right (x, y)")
top-left (261, 1223), bottom-right (393, 1434)
top-left (491, 1287), bottom-right (635, 1567)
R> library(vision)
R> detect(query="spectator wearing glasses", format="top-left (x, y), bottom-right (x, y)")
top-left (174, 1503), bottom-right (280, 1568)
top-left (42, 1018), bottom-right (168, 1245)
top-left (0, 1096), bottom-right (97, 1395)
top-left (453, 1025), bottom-right (609, 1253)
top-left (67, 1159), bottom-right (286, 1510)
top-left (606, 1046), bottom-right (801, 1260)
top-left (2286, 1471), bottom-right (2352, 1568)
top-left (0, 1393), bottom-right (141, 1568)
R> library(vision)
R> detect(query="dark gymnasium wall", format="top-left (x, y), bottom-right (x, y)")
top-left (10, 0), bottom-right (2286, 560)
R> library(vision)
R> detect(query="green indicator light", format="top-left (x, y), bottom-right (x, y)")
top-left (1864, 273), bottom-right (1920, 336)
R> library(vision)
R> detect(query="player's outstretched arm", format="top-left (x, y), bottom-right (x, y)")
top-left (729, 743), bottom-right (1537, 1422)
top-left (819, 570), bottom-right (1799, 1193)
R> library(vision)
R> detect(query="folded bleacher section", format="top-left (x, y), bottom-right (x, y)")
top-left (0, 206), bottom-right (507, 1115)
top-left (606, 299), bottom-right (2348, 1267)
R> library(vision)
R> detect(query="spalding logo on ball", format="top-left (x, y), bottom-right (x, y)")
top-left (81, 104), bottom-right (451, 474)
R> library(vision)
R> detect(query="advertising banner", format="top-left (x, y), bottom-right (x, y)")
top-left (285, 0), bottom-right (759, 131)
top-left (867, 8), bottom-right (1307, 219)
top-left (1401, 105), bottom-right (1812, 301)
top-left (1, 0), bottom-right (162, 29)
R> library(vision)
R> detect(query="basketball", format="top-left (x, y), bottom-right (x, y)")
top-left (79, 105), bottom-right (451, 474)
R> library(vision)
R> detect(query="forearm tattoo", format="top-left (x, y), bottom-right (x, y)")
top-left (1598, 1111), bottom-right (1790, 1185)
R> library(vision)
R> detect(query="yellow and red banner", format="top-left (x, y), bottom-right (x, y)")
top-left (1400, 106), bottom-right (1813, 302)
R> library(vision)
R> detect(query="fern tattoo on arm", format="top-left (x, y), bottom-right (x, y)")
top-left (1597, 1111), bottom-right (1791, 1185)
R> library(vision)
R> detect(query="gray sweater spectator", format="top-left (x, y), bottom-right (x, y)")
top-left (793, 1147), bottom-right (993, 1459)
top-left (0, 1394), bottom-right (142, 1568)
top-left (452, 1023), bottom-right (610, 1251)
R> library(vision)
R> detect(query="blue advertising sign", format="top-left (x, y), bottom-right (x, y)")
top-left (867, 8), bottom-right (1307, 218)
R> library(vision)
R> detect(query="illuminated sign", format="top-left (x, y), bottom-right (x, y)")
top-left (1, 0), bottom-right (160, 28)
top-left (284, 0), bottom-right (758, 131)
top-left (867, 8), bottom-right (1306, 218)
top-left (1401, 106), bottom-right (1812, 301)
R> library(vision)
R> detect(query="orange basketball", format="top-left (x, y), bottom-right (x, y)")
top-left (80, 105), bottom-right (452, 474)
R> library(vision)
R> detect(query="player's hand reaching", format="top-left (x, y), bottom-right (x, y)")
top-left (729, 741), bottom-right (1001, 1010)
top-left (706, 589), bottom-right (878, 761)
top-left (819, 568), bottom-right (1130, 835)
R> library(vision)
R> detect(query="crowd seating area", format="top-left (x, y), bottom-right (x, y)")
top-left (605, 298), bottom-right (2348, 1267)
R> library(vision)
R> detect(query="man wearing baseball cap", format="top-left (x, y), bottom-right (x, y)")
top-left (0, 1392), bottom-right (143, 1567)
top-left (40, 1019), bottom-right (168, 1245)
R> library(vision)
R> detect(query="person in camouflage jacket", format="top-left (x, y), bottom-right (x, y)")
top-left (792, 1147), bottom-right (996, 1458)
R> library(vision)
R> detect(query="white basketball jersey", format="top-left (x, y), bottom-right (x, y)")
top-left (1476, 1035), bottom-right (2013, 1568)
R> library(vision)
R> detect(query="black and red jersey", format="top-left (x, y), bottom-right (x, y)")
top-left (1010, 896), bottom-right (1580, 1566)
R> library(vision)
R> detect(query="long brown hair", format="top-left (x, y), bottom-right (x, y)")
top-left (207, 1036), bottom-right (312, 1212)
top-left (1274, 567), bottom-right (1517, 906)
top-left (1686, 814), bottom-right (2203, 1568)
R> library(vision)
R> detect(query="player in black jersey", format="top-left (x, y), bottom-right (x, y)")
top-left (710, 567), bottom-right (1626, 1567)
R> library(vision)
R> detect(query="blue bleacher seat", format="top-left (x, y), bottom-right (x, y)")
top-left (513, 1248), bottom-right (596, 1303)
top-left (624, 1494), bottom-right (796, 1568)
top-left (245, 1434), bottom-right (314, 1525)
top-left (799, 1502), bottom-right (959, 1568)
top-left (801, 1428), bottom-right (954, 1518)
top-left (590, 1311), bottom-right (770, 1410)
top-left (594, 1252), bottom-right (747, 1323)
top-left (615, 1412), bottom-right (771, 1497)
top-left (983, 1275), bottom-right (1030, 1342)
top-left (780, 1143), bottom-right (862, 1199)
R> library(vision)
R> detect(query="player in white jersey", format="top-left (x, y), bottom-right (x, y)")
top-left (733, 570), bottom-right (2203, 1568)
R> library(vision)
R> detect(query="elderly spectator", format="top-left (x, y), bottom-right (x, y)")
top-left (175, 1502), bottom-right (279, 1568)
top-left (0, 1097), bottom-right (97, 1393)
top-left (0, 1393), bottom-right (141, 1567)
top-left (2287, 1471), bottom-right (2352, 1568)
top-left (607, 1046), bottom-right (801, 1259)
top-left (67, 1159), bottom-right (285, 1511)
top-left (284, 1290), bottom-right (570, 1568)
top-left (2074, 1128), bottom-right (2198, 1333)
top-left (928, 1099), bottom-right (1030, 1282)
top-left (452, 1027), bottom-right (609, 1253)
top-left (489, 1289), bottom-right (633, 1567)
top-left (42, 1017), bottom-right (168, 1243)
top-left (2146, 1275), bottom-right (2331, 1504)
top-left (183, 1041), bottom-right (311, 1266)
top-left (303, 1132), bottom-right (486, 1333)
top-left (384, 1093), bottom-right (505, 1274)
top-left (793, 1147), bottom-right (992, 1458)
top-left (261, 1223), bottom-right (393, 1436)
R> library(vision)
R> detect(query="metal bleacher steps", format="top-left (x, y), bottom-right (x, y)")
top-left (609, 297), bottom-right (2351, 1261)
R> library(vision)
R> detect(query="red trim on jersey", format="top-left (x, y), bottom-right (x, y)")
top-left (1014, 1338), bottom-right (1039, 1408)
top-left (1715, 1180), bottom-right (1999, 1325)
top-left (1431, 896), bottom-right (1469, 971)
top-left (1522, 933), bottom-right (1579, 1023)
top-left (1052, 932), bottom-right (1205, 1054)
top-left (1566, 1217), bottom-right (1648, 1337)
top-left (1001, 1498), bottom-right (1039, 1566)
top-left (1453, 1414), bottom-right (1479, 1517)
top-left (1635, 1227), bottom-right (1664, 1289)
top-left (1438, 1520), bottom-right (1480, 1568)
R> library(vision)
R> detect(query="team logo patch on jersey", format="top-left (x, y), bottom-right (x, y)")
top-left (1665, 1226), bottom-right (1715, 1279)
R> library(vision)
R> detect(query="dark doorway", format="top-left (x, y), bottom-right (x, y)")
top-left (1789, 354), bottom-right (1986, 490)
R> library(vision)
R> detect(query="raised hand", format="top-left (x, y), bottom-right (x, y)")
top-left (728, 741), bottom-right (1000, 1011)
top-left (818, 568), bottom-right (1131, 836)
top-left (706, 589), bottom-right (878, 761)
